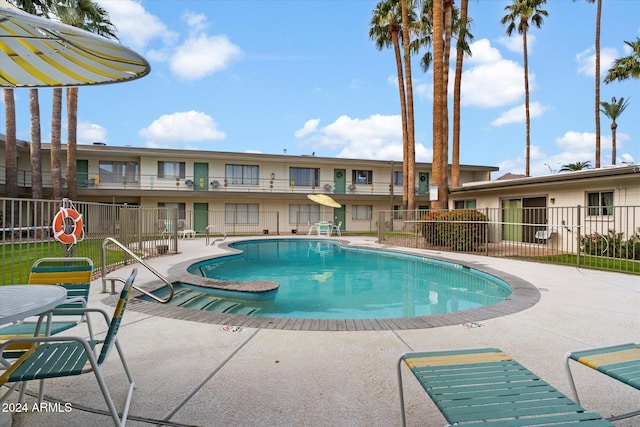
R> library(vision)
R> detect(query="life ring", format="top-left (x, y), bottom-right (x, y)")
top-left (52, 208), bottom-right (84, 244)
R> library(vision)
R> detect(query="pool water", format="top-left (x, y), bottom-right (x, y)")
top-left (155, 239), bottom-right (512, 320)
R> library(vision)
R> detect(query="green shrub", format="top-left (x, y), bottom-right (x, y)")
top-left (581, 228), bottom-right (640, 260)
top-left (419, 210), bottom-right (488, 251)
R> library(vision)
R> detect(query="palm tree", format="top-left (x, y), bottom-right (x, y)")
top-left (501, 0), bottom-right (548, 178)
top-left (452, 0), bottom-right (472, 188)
top-left (370, 0), bottom-right (410, 210)
top-left (8, 0), bottom-right (115, 200)
top-left (400, 0), bottom-right (417, 211)
top-left (599, 96), bottom-right (630, 165)
top-left (574, 0), bottom-right (602, 168)
top-left (412, 1), bottom-right (472, 192)
top-left (66, 90), bottom-right (78, 199)
top-left (29, 89), bottom-right (43, 199)
top-left (51, 0), bottom-right (117, 200)
top-left (51, 88), bottom-right (63, 200)
top-left (559, 161), bottom-right (592, 172)
top-left (440, 0), bottom-right (454, 199)
top-left (431, 0), bottom-right (446, 209)
top-left (4, 0), bottom-right (53, 201)
top-left (604, 37), bottom-right (640, 83)
top-left (3, 89), bottom-right (18, 199)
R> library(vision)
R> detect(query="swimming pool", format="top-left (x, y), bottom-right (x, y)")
top-left (149, 239), bottom-right (512, 320)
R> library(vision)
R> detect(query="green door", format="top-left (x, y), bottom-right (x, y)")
top-left (334, 169), bottom-right (346, 194)
top-left (194, 203), bottom-right (208, 232)
top-left (333, 206), bottom-right (346, 232)
top-left (194, 162), bottom-right (208, 191)
top-left (418, 172), bottom-right (429, 196)
top-left (76, 159), bottom-right (89, 188)
top-left (502, 199), bottom-right (522, 242)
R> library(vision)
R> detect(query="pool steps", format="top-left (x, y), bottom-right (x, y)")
top-left (172, 288), bottom-right (262, 315)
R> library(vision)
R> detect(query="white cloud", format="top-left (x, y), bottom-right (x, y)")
top-left (576, 46), bottom-right (618, 77)
top-left (97, 0), bottom-right (176, 50)
top-left (460, 39), bottom-right (528, 108)
top-left (294, 119), bottom-right (320, 138)
top-left (139, 111), bottom-right (226, 148)
top-left (524, 130), bottom-right (633, 176)
top-left (556, 131), bottom-right (596, 151)
top-left (492, 102), bottom-right (547, 126)
top-left (415, 81), bottom-right (433, 101)
top-left (170, 34), bottom-right (242, 80)
top-left (77, 121), bottom-right (107, 144)
top-left (183, 11), bottom-right (208, 34)
top-left (294, 114), bottom-right (432, 162)
top-left (99, 1), bottom-right (242, 81)
top-left (497, 34), bottom-right (537, 54)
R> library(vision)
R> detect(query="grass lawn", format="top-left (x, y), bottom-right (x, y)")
top-left (0, 238), bottom-right (141, 284)
top-left (539, 253), bottom-right (640, 275)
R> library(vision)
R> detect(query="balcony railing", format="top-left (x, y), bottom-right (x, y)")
top-left (0, 166), bottom-right (419, 197)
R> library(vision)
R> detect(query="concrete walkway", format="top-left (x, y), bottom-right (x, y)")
top-left (7, 236), bottom-right (640, 427)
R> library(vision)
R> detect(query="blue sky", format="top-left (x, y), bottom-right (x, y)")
top-left (4, 0), bottom-right (640, 178)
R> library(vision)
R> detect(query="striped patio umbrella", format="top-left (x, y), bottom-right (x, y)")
top-left (0, 5), bottom-right (150, 88)
top-left (307, 194), bottom-right (342, 208)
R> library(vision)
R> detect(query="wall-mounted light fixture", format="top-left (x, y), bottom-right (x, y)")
top-left (550, 198), bottom-right (555, 204)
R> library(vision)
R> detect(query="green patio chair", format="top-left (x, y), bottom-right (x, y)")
top-left (565, 342), bottom-right (640, 420)
top-left (398, 347), bottom-right (614, 426)
top-left (0, 269), bottom-right (138, 427)
top-left (318, 221), bottom-right (331, 236)
top-left (0, 257), bottom-right (95, 358)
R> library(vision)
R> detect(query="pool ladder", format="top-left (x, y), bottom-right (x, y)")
top-left (101, 237), bottom-right (174, 303)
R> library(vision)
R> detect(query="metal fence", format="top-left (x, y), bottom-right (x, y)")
top-left (0, 198), bottom-right (182, 285)
top-left (379, 206), bottom-right (640, 274)
top-left (2, 197), bottom-right (638, 285)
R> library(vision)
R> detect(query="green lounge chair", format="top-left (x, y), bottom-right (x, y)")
top-left (0, 269), bottom-right (137, 427)
top-left (565, 342), bottom-right (640, 421)
top-left (398, 347), bottom-right (614, 426)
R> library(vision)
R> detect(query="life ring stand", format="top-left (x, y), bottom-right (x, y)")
top-left (52, 202), bottom-right (84, 245)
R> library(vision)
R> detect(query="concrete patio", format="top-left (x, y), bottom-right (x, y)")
top-left (5, 236), bottom-right (640, 426)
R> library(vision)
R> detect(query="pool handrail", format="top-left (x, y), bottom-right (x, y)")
top-left (101, 237), bottom-right (174, 303)
top-left (205, 225), bottom-right (227, 246)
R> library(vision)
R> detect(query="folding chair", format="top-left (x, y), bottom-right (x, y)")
top-left (1, 257), bottom-right (95, 357)
top-left (0, 269), bottom-right (138, 427)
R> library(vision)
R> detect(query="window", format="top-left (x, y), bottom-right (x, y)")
top-left (352, 170), bottom-right (372, 185)
top-left (392, 205), bottom-right (403, 220)
top-left (393, 171), bottom-right (403, 186)
top-left (587, 191), bottom-right (614, 216)
top-left (289, 204), bottom-right (320, 225)
top-left (454, 200), bottom-right (477, 209)
top-left (352, 205), bottom-right (372, 221)
top-left (99, 161), bottom-right (139, 183)
top-left (225, 164), bottom-right (259, 185)
top-left (289, 167), bottom-right (320, 187)
top-left (225, 203), bottom-right (259, 224)
top-left (157, 161), bottom-right (185, 179)
top-left (157, 202), bottom-right (185, 220)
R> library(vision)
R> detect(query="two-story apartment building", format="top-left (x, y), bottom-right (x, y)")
top-left (0, 139), bottom-right (497, 234)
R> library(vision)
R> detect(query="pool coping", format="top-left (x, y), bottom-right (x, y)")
top-left (111, 239), bottom-right (541, 331)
